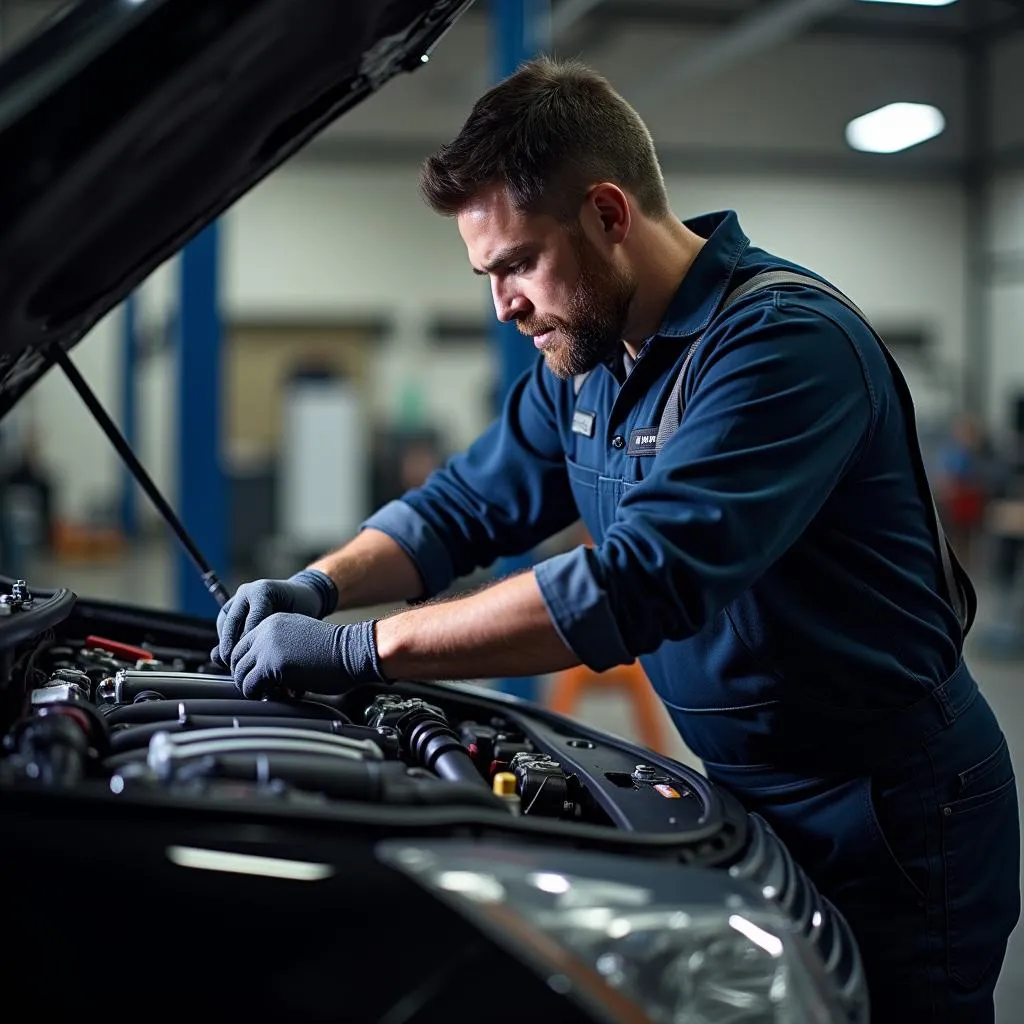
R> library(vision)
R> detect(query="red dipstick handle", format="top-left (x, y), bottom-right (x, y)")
top-left (85, 636), bottom-right (155, 662)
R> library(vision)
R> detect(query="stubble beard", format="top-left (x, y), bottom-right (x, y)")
top-left (521, 230), bottom-right (637, 381)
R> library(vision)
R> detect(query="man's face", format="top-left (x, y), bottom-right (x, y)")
top-left (458, 186), bottom-right (637, 379)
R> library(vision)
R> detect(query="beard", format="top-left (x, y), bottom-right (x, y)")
top-left (518, 229), bottom-right (637, 380)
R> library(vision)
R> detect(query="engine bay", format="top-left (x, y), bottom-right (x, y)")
top-left (0, 576), bottom-right (733, 844)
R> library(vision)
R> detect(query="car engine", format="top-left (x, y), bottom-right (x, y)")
top-left (4, 626), bottom-right (712, 827)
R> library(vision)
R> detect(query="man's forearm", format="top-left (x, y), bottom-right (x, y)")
top-left (373, 569), bottom-right (583, 681)
top-left (308, 528), bottom-right (425, 611)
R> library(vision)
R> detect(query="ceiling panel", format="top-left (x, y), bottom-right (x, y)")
top-left (316, 10), bottom-right (969, 176)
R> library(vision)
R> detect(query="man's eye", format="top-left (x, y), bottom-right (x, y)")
top-left (507, 261), bottom-right (528, 275)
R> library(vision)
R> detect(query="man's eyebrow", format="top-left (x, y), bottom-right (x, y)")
top-left (472, 243), bottom-right (534, 276)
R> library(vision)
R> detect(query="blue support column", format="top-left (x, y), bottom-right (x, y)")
top-left (120, 293), bottom-right (139, 539)
top-left (492, 0), bottom-right (550, 701)
top-left (176, 222), bottom-right (227, 617)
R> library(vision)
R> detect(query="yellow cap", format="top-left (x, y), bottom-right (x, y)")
top-left (492, 772), bottom-right (518, 797)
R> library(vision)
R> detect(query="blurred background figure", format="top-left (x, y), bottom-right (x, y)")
top-left (398, 435), bottom-right (445, 492)
top-left (0, 423), bottom-right (54, 580)
top-left (936, 413), bottom-right (993, 572)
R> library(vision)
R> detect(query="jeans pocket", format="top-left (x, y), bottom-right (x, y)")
top-left (864, 774), bottom-right (930, 904)
top-left (941, 738), bottom-right (1021, 990)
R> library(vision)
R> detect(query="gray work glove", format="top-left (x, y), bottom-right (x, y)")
top-left (230, 613), bottom-right (386, 700)
top-left (211, 569), bottom-right (338, 670)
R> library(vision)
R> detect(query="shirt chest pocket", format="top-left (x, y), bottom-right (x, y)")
top-left (565, 457), bottom-right (637, 542)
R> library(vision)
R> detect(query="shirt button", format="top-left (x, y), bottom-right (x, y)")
top-left (611, 434), bottom-right (625, 449)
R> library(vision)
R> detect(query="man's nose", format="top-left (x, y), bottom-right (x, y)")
top-left (492, 279), bottom-right (529, 323)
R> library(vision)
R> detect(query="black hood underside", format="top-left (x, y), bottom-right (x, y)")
top-left (0, 0), bottom-right (474, 419)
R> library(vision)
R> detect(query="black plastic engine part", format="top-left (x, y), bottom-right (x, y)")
top-left (48, 667), bottom-right (93, 690)
top-left (99, 670), bottom-right (242, 705)
top-left (31, 680), bottom-right (90, 705)
top-left (140, 749), bottom-right (505, 811)
top-left (365, 695), bottom-right (485, 788)
top-left (459, 721), bottom-right (497, 766)
top-left (510, 751), bottom-right (576, 818)
top-left (132, 690), bottom-right (167, 704)
top-left (493, 734), bottom-right (534, 763)
top-left (8, 699), bottom-right (111, 759)
top-left (103, 698), bottom-right (346, 726)
top-left (13, 714), bottom-right (90, 786)
top-left (80, 662), bottom-right (122, 690)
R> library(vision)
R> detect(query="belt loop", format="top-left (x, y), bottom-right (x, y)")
top-left (931, 681), bottom-right (956, 726)
top-left (931, 660), bottom-right (976, 726)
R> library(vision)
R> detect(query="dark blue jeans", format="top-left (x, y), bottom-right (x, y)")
top-left (705, 667), bottom-right (1020, 1022)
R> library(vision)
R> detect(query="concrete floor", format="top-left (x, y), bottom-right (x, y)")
top-left (22, 541), bottom-right (1024, 1019)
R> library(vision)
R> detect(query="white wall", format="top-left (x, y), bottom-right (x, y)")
top-left (20, 162), bottom-right (967, 525)
top-left (6, 264), bottom-right (179, 531)
top-left (13, 312), bottom-right (122, 523)
top-left (226, 163), bottom-right (966, 417)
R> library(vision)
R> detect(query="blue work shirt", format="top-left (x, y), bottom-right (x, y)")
top-left (362, 210), bottom-right (964, 770)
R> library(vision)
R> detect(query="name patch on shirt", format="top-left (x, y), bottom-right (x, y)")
top-left (571, 409), bottom-right (596, 437)
top-left (627, 426), bottom-right (659, 456)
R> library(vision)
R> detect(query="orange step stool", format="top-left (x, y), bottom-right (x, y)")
top-left (548, 660), bottom-right (667, 755)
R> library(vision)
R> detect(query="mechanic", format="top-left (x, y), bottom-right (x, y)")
top-left (215, 58), bottom-right (1020, 1021)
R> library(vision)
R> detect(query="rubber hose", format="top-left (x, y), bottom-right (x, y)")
top-left (432, 749), bottom-right (487, 787)
top-left (107, 716), bottom-right (376, 754)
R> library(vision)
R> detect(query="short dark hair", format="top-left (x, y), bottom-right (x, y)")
top-left (419, 56), bottom-right (670, 223)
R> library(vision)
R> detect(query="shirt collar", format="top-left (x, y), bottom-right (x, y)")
top-left (655, 210), bottom-right (750, 339)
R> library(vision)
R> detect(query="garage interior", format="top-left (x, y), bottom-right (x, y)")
top-left (1, 0), bottom-right (1023, 1015)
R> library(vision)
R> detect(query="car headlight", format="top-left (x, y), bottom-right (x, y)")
top-left (378, 839), bottom-right (848, 1024)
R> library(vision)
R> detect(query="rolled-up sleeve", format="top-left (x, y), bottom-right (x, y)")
top-left (360, 356), bottom-right (578, 598)
top-left (534, 546), bottom-right (632, 669)
top-left (532, 296), bottom-right (875, 670)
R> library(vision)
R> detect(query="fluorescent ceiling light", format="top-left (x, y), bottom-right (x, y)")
top-left (167, 845), bottom-right (335, 881)
top-left (845, 102), bottom-right (945, 154)
top-left (859, 1), bottom-right (958, 6)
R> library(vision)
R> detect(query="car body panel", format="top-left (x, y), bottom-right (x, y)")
top-left (0, 0), bottom-right (473, 418)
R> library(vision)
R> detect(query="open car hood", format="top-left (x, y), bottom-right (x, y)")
top-left (0, 0), bottom-right (474, 420)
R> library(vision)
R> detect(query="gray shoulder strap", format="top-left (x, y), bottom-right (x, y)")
top-left (653, 268), bottom-right (975, 639)
top-left (721, 269), bottom-right (870, 322)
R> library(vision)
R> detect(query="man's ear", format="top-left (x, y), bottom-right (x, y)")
top-left (582, 183), bottom-right (630, 247)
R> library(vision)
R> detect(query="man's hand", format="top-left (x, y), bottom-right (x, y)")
top-left (212, 570), bottom-right (338, 669)
top-left (228, 565), bottom-right (583, 701)
top-left (230, 612), bottom-right (386, 700)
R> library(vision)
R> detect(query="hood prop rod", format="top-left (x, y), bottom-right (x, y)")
top-left (49, 344), bottom-right (230, 609)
